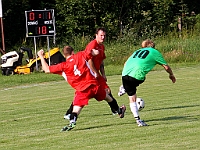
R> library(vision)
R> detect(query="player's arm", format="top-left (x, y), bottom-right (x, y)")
top-left (88, 59), bottom-right (100, 78)
top-left (37, 49), bottom-right (50, 73)
top-left (162, 64), bottom-right (176, 83)
top-left (100, 61), bottom-right (107, 82)
top-left (86, 49), bottom-right (100, 78)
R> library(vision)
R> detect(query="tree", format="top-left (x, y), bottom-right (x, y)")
top-left (0, 0), bottom-right (197, 49)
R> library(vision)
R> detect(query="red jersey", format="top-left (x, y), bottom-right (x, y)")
top-left (49, 51), bottom-right (98, 91)
top-left (84, 39), bottom-right (106, 71)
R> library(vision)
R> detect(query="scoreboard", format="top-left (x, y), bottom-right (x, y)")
top-left (25, 9), bottom-right (55, 37)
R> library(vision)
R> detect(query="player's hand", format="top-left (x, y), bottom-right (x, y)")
top-left (91, 49), bottom-right (99, 56)
top-left (37, 49), bottom-right (44, 57)
top-left (169, 74), bottom-right (176, 83)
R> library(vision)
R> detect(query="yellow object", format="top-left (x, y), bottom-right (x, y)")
top-left (14, 66), bottom-right (31, 74)
top-left (14, 48), bottom-right (61, 74)
top-left (43, 48), bottom-right (59, 59)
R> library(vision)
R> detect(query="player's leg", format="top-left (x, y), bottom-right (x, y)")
top-left (102, 81), bottom-right (119, 115)
top-left (96, 86), bottom-right (126, 118)
top-left (122, 75), bottom-right (147, 126)
top-left (128, 95), bottom-right (147, 126)
top-left (61, 89), bottom-right (91, 131)
top-left (108, 91), bottom-right (120, 114)
top-left (64, 102), bottom-right (73, 120)
top-left (105, 93), bottom-right (126, 118)
top-left (61, 105), bottom-right (82, 131)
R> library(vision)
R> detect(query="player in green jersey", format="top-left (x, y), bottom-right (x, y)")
top-left (121, 39), bottom-right (176, 126)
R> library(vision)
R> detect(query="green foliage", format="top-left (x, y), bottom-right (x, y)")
top-left (3, 0), bottom-right (29, 48)
top-left (155, 36), bottom-right (200, 63)
top-left (1, 0), bottom-right (200, 51)
top-left (55, 0), bottom-right (96, 42)
top-left (101, 29), bottom-right (200, 66)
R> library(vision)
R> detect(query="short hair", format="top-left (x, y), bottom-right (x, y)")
top-left (141, 39), bottom-right (155, 48)
top-left (95, 27), bottom-right (106, 34)
top-left (62, 46), bottom-right (74, 56)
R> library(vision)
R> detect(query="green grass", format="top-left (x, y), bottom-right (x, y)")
top-left (0, 65), bottom-right (200, 150)
top-left (0, 72), bottom-right (64, 89)
top-left (103, 35), bottom-right (200, 65)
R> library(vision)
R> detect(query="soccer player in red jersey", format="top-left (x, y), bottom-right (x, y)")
top-left (64, 28), bottom-right (119, 119)
top-left (37, 46), bottom-right (126, 131)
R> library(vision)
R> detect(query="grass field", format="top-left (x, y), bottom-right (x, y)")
top-left (0, 65), bottom-right (200, 150)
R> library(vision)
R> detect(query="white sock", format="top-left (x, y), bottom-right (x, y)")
top-left (130, 102), bottom-right (140, 120)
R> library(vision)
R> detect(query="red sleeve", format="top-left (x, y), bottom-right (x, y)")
top-left (49, 62), bottom-right (64, 74)
top-left (84, 50), bottom-right (93, 61)
top-left (79, 50), bottom-right (93, 61)
top-left (84, 40), bottom-right (96, 60)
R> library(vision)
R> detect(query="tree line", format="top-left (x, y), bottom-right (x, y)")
top-left (1, 0), bottom-right (200, 50)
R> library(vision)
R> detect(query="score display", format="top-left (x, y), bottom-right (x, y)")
top-left (25, 9), bottom-right (55, 37)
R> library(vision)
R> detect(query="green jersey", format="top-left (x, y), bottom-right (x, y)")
top-left (122, 47), bottom-right (167, 80)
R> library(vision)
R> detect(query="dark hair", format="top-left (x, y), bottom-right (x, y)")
top-left (62, 46), bottom-right (74, 56)
top-left (95, 27), bottom-right (106, 34)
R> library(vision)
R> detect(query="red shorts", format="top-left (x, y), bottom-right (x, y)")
top-left (98, 76), bottom-right (109, 89)
top-left (73, 84), bottom-right (106, 106)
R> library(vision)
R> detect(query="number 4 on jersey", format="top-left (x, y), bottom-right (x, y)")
top-left (73, 65), bottom-right (81, 76)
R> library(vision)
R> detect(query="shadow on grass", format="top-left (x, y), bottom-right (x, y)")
top-left (69, 104), bottom-right (200, 131)
top-left (150, 104), bottom-right (199, 111)
top-left (144, 104), bottom-right (200, 125)
top-left (147, 115), bottom-right (199, 122)
top-left (67, 114), bottom-right (199, 131)
top-left (74, 122), bottom-right (132, 131)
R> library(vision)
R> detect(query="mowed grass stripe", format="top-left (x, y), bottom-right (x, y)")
top-left (0, 66), bottom-right (200, 150)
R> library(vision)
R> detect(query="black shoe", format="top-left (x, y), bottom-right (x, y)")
top-left (119, 105), bottom-right (126, 118)
top-left (60, 122), bottom-right (76, 132)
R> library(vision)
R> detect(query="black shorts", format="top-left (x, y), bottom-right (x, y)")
top-left (122, 75), bottom-right (145, 96)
